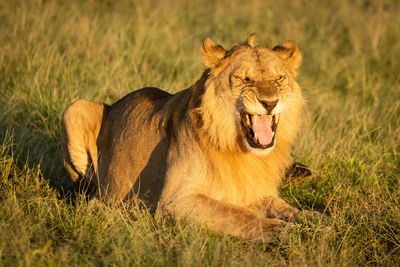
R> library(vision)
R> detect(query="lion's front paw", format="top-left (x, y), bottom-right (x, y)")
top-left (248, 218), bottom-right (294, 243)
top-left (272, 206), bottom-right (301, 222)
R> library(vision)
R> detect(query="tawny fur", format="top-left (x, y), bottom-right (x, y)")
top-left (61, 35), bottom-right (308, 241)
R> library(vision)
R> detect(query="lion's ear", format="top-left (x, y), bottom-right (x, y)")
top-left (272, 40), bottom-right (302, 77)
top-left (245, 33), bottom-right (256, 47)
top-left (201, 38), bottom-right (227, 68)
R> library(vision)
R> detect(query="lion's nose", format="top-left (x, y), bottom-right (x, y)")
top-left (260, 99), bottom-right (279, 113)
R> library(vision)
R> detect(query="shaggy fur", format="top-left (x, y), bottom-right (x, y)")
top-left (62, 35), bottom-right (309, 241)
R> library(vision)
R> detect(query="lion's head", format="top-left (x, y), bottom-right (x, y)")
top-left (196, 34), bottom-right (304, 156)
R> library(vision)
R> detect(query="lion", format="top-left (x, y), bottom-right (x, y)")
top-left (61, 34), bottom-right (315, 241)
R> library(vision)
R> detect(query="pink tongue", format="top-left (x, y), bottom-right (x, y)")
top-left (252, 115), bottom-right (273, 146)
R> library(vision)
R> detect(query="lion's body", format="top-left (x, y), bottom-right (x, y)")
top-left (62, 36), bottom-right (309, 240)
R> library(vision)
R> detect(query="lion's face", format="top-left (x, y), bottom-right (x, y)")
top-left (199, 35), bottom-right (303, 155)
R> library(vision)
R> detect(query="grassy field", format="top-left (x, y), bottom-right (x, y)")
top-left (1, 0), bottom-right (400, 265)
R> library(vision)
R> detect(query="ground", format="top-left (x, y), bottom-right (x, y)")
top-left (0, 0), bottom-right (399, 265)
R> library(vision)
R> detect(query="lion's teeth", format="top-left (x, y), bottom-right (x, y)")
top-left (254, 132), bottom-right (258, 143)
top-left (245, 114), bottom-right (251, 126)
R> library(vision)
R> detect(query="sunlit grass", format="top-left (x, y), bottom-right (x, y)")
top-left (1, 0), bottom-right (399, 265)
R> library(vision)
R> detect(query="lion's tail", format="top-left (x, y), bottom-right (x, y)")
top-left (61, 99), bottom-right (106, 193)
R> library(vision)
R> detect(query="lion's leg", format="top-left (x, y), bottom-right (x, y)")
top-left (61, 99), bottom-right (106, 193)
top-left (251, 196), bottom-right (300, 221)
top-left (251, 196), bottom-right (322, 222)
top-left (62, 152), bottom-right (80, 183)
top-left (176, 194), bottom-right (289, 241)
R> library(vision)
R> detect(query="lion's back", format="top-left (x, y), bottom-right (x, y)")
top-left (97, 87), bottom-right (174, 204)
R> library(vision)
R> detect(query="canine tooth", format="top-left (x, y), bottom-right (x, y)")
top-left (245, 114), bottom-right (251, 126)
top-left (254, 133), bottom-right (259, 143)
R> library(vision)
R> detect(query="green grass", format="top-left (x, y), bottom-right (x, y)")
top-left (1, 0), bottom-right (400, 265)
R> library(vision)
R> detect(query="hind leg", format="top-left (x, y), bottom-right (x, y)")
top-left (61, 99), bottom-right (106, 193)
top-left (63, 154), bottom-right (80, 183)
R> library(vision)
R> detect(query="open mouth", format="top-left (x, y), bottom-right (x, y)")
top-left (240, 112), bottom-right (279, 149)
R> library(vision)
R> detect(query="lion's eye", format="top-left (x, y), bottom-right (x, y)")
top-left (277, 75), bottom-right (285, 82)
top-left (244, 77), bottom-right (251, 82)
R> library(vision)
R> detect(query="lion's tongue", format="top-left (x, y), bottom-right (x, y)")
top-left (252, 115), bottom-right (272, 146)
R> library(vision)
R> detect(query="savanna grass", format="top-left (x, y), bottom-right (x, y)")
top-left (1, 0), bottom-right (399, 265)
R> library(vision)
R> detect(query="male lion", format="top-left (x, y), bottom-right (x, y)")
top-left (62, 34), bottom-right (314, 241)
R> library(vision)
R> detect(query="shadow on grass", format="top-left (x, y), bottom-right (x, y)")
top-left (0, 103), bottom-right (77, 201)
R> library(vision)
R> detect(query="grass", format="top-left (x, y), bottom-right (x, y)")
top-left (1, 0), bottom-right (400, 265)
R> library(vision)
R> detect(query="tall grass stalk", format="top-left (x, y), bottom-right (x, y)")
top-left (1, 0), bottom-right (399, 265)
